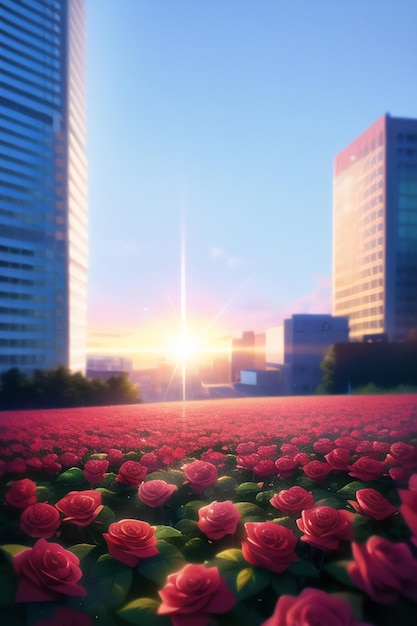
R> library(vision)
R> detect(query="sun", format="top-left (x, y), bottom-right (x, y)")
top-left (166, 329), bottom-right (203, 363)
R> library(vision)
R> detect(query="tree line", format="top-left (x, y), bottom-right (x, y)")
top-left (0, 366), bottom-right (141, 411)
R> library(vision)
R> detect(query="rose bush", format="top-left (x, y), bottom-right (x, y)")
top-left (1, 395), bottom-right (417, 625)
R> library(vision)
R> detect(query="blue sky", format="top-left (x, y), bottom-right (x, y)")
top-left (86, 0), bottom-right (417, 365)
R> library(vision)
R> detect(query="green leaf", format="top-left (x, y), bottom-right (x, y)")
top-left (337, 481), bottom-right (366, 498)
top-left (177, 500), bottom-right (205, 521)
top-left (87, 553), bottom-right (133, 608)
top-left (215, 548), bottom-right (244, 563)
top-left (146, 469), bottom-right (185, 486)
top-left (324, 561), bottom-right (355, 587)
top-left (255, 489), bottom-right (275, 505)
top-left (175, 519), bottom-right (200, 537)
top-left (182, 537), bottom-right (213, 562)
top-left (235, 565), bottom-right (270, 600)
top-left (35, 484), bottom-right (55, 502)
top-left (235, 501), bottom-right (266, 522)
top-left (236, 482), bottom-right (259, 503)
top-left (289, 559), bottom-right (320, 579)
top-left (56, 466), bottom-right (86, 487)
top-left (237, 566), bottom-right (253, 591)
top-left (94, 504), bottom-right (116, 529)
top-left (0, 560), bottom-right (17, 605)
top-left (271, 571), bottom-right (298, 595)
top-left (117, 598), bottom-right (170, 626)
top-left (68, 543), bottom-right (96, 561)
top-left (137, 541), bottom-right (185, 585)
top-left (155, 525), bottom-right (184, 540)
top-left (0, 544), bottom-right (28, 559)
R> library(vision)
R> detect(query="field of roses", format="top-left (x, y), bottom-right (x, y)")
top-left (1, 394), bottom-right (417, 626)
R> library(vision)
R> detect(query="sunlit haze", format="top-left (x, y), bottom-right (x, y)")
top-left (86, 1), bottom-right (417, 367)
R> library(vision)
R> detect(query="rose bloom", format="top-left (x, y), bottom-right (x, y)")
top-left (183, 460), bottom-right (218, 491)
top-left (236, 453), bottom-right (260, 470)
top-left (258, 445), bottom-right (277, 459)
top-left (324, 448), bottom-right (351, 471)
top-left (83, 459), bottom-right (109, 485)
top-left (270, 486), bottom-right (314, 516)
top-left (107, 448), bottom-right (124, 465)
top-left (55, 490), bottom-right (103, 527)
top-left (20, 503), bottom-right (61, 538)
top-left (262, 588), bottom-right (369, 626)
top-left (399, 474), bottom-right (417, 543)
top-left (241, 522), bottom-right (298, 573)
top-left (253, 459), bottom-right (277, 477)
top-left (103, 519), bottom-right (158, 566)
top-left (389, 441), bottom-right (417, 470)
top-left (140, 452), bottom-right (160, 471)
top-left (60, 452), bottom-right (80, 468)
top-left (275, 456), bottom-right (297, 479)
top-left (197, 501), bottom-right (240, 540)
top-left (138, 479), bottom-right (177, 508)
top-left (313, 438), bottom-right (335, 454)
top-left (5, 478), bottom-right (37, 509)
top-left (34, 607), bottom-right (93, 626)
top-left (348, 488), bottom-right (396, 520)
top-left (158, 563), bottom-right (235, 626)
top-left (297, 506), bottom-right (354, 551)
top-left (116, 460), bottom-right (147, 487)
top-left (348, 536), bottom-right (417, 604)
top-left (7, 457), bottom-right (27, 474)
top-left (14, 538), bottom-right (86, 602)
top-left (303, 460), bottom-right (332, 482)
top-left (41, 454), bottom-right (62, 475)
top-left (236, 441), bottom-right (257, 454)
top-left (348, 456), bottom-right (386, 481)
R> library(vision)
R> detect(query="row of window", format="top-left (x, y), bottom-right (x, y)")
top-left (334, 278), bottom-right (384, 298)
top-left (0, 338), bottom-right (50, 349)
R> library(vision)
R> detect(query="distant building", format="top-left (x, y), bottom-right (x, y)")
top-left (333, 114), bottom-right (417, 342)
top-left (0, 0), bottom-right (88, 374)
top-left (231, 331), bottom-right (265, 382)
top-left (284, 314), bottom-right (349, 394)
top-left (87, 357), bottom-right (133, 373)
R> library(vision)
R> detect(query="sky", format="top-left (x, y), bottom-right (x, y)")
top-left (85, 0), bottom-right (417, 367)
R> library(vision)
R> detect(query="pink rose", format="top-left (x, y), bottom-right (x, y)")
top-left (5, 478), bottom-right (37, 509)
top-left (138, 479), bottom-right (177, 507)
top-left (183, 460), bottom-right (218, 491)
top-left (303, 460), bottom-right (332, 482)
top-left (399, 474), bottom-right (417, 542)
top-left (41, 454), bottom-right (62, 475)
top-left (236, 453), bottom-right (260, 470)
top-left (197, 501), bottom-right (240, 540)
top-left (253, 459), bottom-right (277, 477)
top-left (103, 519), bottom-right (158, 566)
top-left (33, 606), bottom-right (92, 626)
top-left (270, 486), bottom-right (314, 516)
top-left (83, 459), bottom-right (109, 485)
top-left (313, 438), bottom-right (335, 454)
top-left (116, 460), bottom-right (147, 487)
top-left (389, 442), bottom-right (417, 469)
top-left (20, 503), bottom-right (61, 538)
top-left (348, 536), bottom-right (417, 604)
top-left (236, 441), bottom-right (257, 454)
top-left (262, 588), bottom-right (369, 626)
top-left (324, 448), bottom-right (351, 471)
top-left (348, 488), bottom-right (396, 520)
top-left (241, 522), bottom-right (298, 573)
top-left (107, 448), bottom-right (124, 464)
top-left (158, 563), bottom-right (235, 626)
top-left (258, 445), bottom-right (277, 459)
top-left (59, 452), bottom-right (80, 468)
top-left (55, 490), bottom-right (103, 526)
top-left (14, 538), bottom-right (86, 602)
top-left (296, 506), bottom-right (354, 551)
top-left (275, 456), bottom-right (297, 478)
top-left (348, 456), bottom-right (386, 481)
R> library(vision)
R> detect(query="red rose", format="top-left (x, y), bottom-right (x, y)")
top-left (138, 479), bottom-right (177, 507)
top-left (324, 448), bottom-right (351, 471)
top-left (14, 538), bottom-right (86, 602)
top-left (41, 454), bottom-right (62, 475)
top-left (262, 588), bottom-right (368, 626)
top-left (399, 474), bottom-right (417, 542)
top-left (60, 452), bottom-right (80, 468)
top-left (183, 460), bottom-right (218, 491)
top-left (116, 460), bottom-right (147, 487)
top-left (348, 536), bottom-right (417, 604)
top-left (140, 452), bottom-right (159, 471)
top-left (20, 503), bottom-right (61, 538)
top-left (241, 522), bottom-right (298, 573)
top-left (83, 459), bottom-right (109, 485)
top-left (348, 456), bottom-right (386, 481)
top-left (107, 448), bottom-right (124, 464)
top-left (258, 445), bottom-right (277, 459)
top-left (275, 456), bottom-right (297, 479)
top-left (270, 486), bottom-right (314, 516)
top-left (313, 438), bottom-right (335, 454)
top-left (103, 519), bottom-right (158, 566)
top-left (158, 563), bottom-right (235, 626)
top-left (197, 500), bottom-right (240, 540)
top-left (55, 490), bottom-right (103, 526)
top-left (303, 460), bottom-right (332, 482)
top-left (5, 478), bottom-right (37, 509)
top-left (253, 459), bottom-right (277, 477)
top-left (348, 488), bottom-right (396, 520)
top-left (34, 606), bottom-right (92, 626)
top-left (236, 453), bottom-right (260, 470)
top-left (389, 442), bottom-right (417, 470)
top-left (236, 441), bottom-right (257, 454)
top-left (296, 506), bottom-right (354, 551)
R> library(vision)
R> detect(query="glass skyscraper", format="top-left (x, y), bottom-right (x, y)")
top-left (333, 114), bottom-right (417, 341)
top-left (0, 0), bottom-right (88, 373)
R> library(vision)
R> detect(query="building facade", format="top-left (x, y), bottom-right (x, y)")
top-left (0, 0), bottom-right (88, 373)
top-left (284, 314), bottom-right (349, 394)
top-left (333, 115), bottom-right (417, 341)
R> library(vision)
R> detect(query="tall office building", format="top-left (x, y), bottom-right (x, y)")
top-left (0, 0), bottom-right (88, 373)
top-left (333, 114), bottom-right (417, 341)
